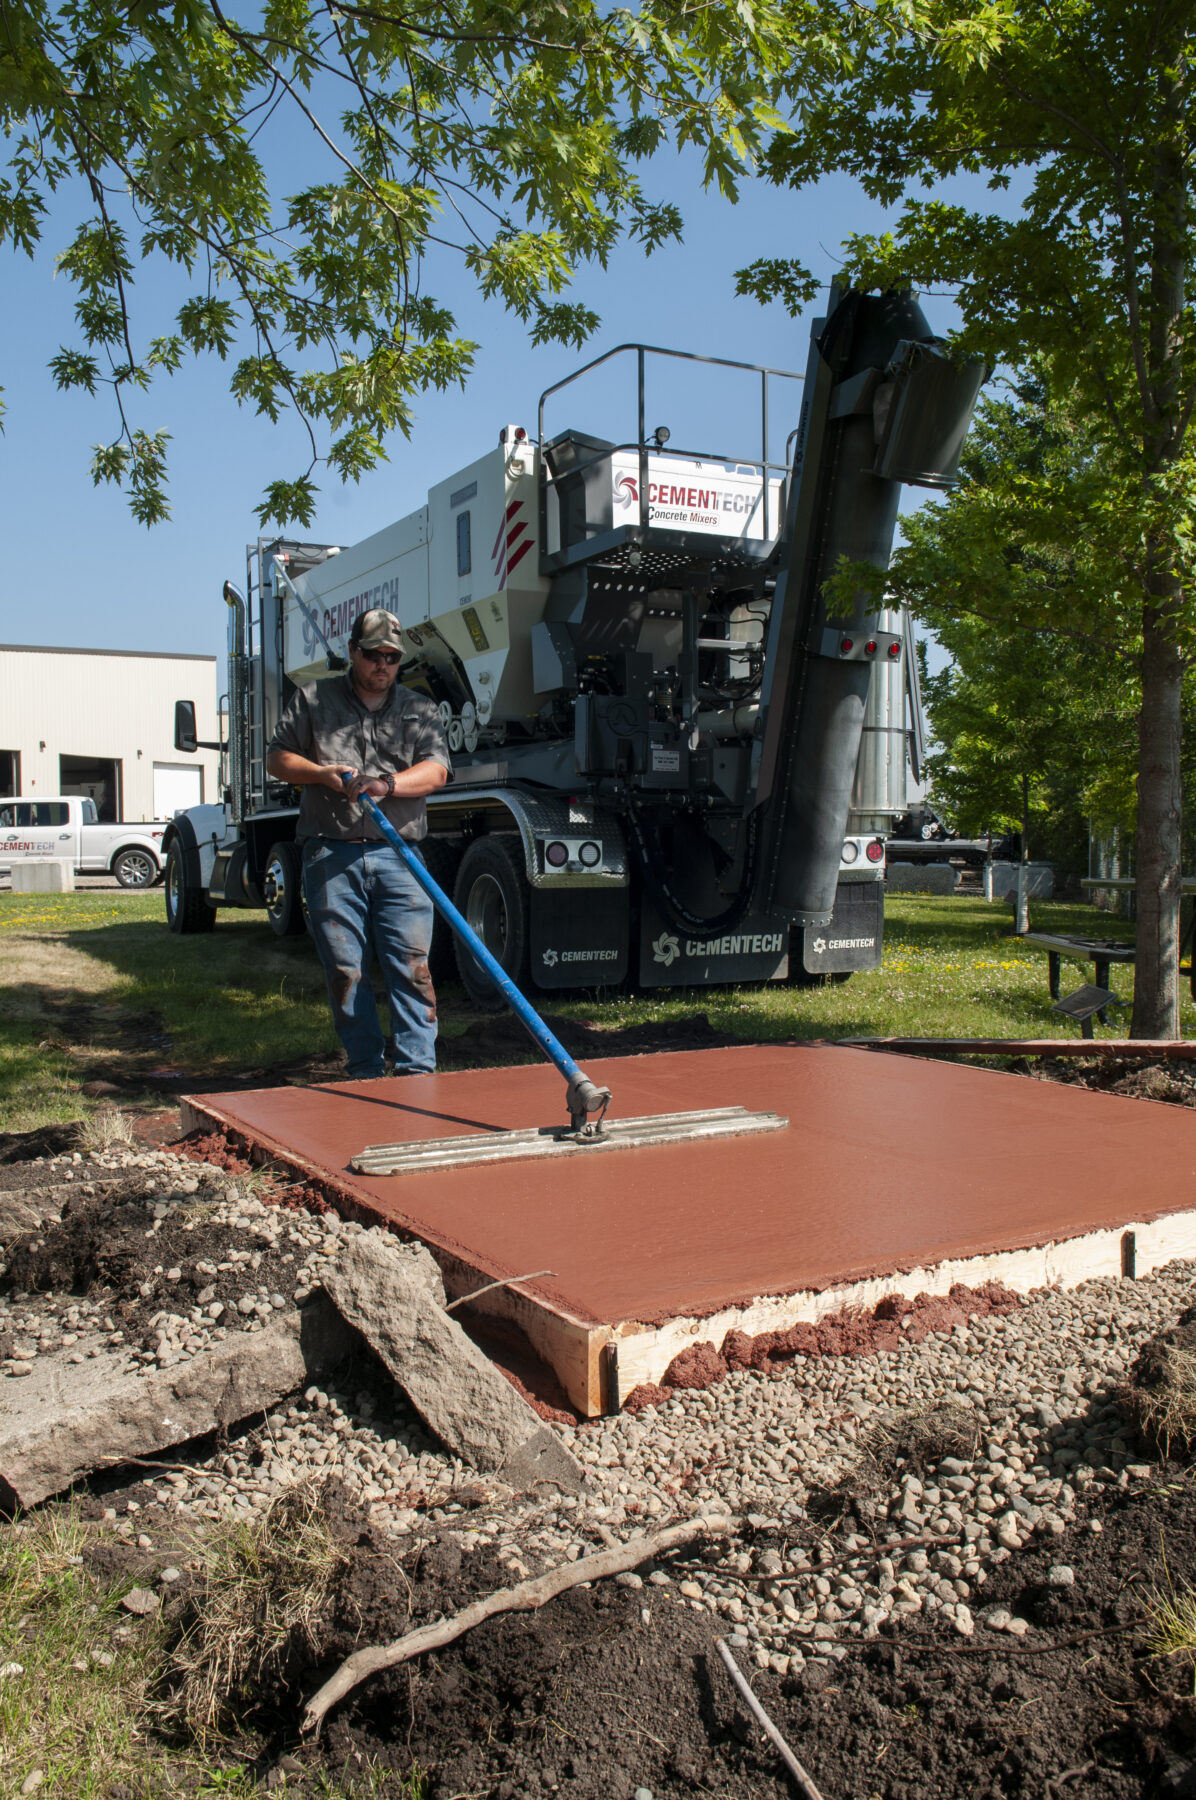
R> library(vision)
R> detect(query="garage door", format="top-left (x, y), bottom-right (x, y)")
top-left (153, 763), bottom-right (203, 818)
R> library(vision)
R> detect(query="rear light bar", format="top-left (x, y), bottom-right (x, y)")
top-left (828, 629), bottom-right (902, 662)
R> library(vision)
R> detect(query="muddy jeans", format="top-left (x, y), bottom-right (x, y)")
top-left (301, 837), bottom-right (437, 1079)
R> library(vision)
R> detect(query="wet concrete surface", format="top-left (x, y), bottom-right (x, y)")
top-left (184, 1044), bottom-right (1196, 1328)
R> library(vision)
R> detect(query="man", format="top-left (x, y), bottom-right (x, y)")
top-left (266, 608), bottom-right (452, 1079)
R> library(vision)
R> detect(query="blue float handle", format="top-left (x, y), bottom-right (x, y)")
top-left (346, 781), bottom-right (611, 1130)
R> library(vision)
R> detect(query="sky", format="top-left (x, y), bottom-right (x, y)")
top-left (0, 128), bottom-right (994, 676)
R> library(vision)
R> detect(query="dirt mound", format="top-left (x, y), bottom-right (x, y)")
top-left (1122, 1307), bottom-right (1196, 1456)
top-left (758, 1473), bottom-right (1196, 1800)
top-left (624, 1283), bottom-right (1022, 1412)
top-left (165, 1470), bottom-right (1196, 1799)
top-left (861, 1402), bottom-right (982, 1479)
top-left (1028, 1054), bottom-right (1196, 1108)
top-left (264, 1520), bottom-right (791, 1799)
top-left (0, 1121), bottom-right (83, 1164)
top-left (0, 1183), bottom-right (311, 1352)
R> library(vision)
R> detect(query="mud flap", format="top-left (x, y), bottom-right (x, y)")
top-left (797, 879), bottom-right (884, 975)
top-left (638, 900), bottom-right (790, 986)
top-left (529, 886), bottom-right (629, 988)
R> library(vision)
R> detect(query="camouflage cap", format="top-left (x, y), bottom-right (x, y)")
top-left (351, 608), bottom-right (403, 651)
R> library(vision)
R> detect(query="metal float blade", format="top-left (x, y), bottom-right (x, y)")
top-left (351, 1105), bottom-right (787, 1176)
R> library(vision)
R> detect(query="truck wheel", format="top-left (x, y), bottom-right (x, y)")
top-left (452, 836), bottom-right (528, 1010)
top-left (113, 847), bottom-right (158, 889)
top-left (263, 841), bottom-right (305, 936)
top-left (420, 837), bottom-right (462, 986)
top-left (164, 841), bottom-right (215, 934)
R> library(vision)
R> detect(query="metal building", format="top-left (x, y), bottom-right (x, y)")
top-left (0, 644), bottom-right (221, 822)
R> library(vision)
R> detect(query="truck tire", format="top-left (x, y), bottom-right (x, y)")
top-left (263, 841), bottom-right (306, 936)
top-left (112, 846), bottom-right (158, 889)
top-left (420, 836), bottom-right (462, 986)
top-left (452, 836), bottom-right (528, 1010)
top-left (165, 841), bottom-right (216, 934)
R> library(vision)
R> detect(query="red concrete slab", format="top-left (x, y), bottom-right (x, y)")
top-left (185, 1044), bottom-right (1196, 1327)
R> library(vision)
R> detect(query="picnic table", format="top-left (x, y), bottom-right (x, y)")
top-left (1020, 932), bottom-right (1143, 1031)
top-left (1020, 932), bottom-right (1137, 1002)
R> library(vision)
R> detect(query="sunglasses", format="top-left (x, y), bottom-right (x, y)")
top-left (359, 648), bottom-right (401, 665)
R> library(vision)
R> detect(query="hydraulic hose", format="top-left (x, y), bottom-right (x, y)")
top-left (624, 800), bottom-right (760, 939)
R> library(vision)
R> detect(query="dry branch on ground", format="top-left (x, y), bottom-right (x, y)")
top-left (300, 1512), bottom-right (737, 1735)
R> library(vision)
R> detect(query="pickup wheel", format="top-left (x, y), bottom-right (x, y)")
top-left (263, 841), bottom-right (306, 936)
top-left (452, 836), bottom-right (528, 1010)
top-left (165, 841), bottom-right (216, 934)
top-left (113, 846), bottom-right (159, 889)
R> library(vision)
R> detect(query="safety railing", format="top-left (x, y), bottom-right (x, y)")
top-left (537, 343), bottom-right (801, 549)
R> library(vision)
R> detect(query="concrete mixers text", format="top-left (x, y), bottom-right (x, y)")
top-left (319, 585), bottom-right (401, 643)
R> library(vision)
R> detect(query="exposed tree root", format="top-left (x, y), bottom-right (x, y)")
top-left (300, 1511), bottom-right (736, 1736)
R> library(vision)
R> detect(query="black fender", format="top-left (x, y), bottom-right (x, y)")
top-left (161, 816), bottom-right (206, 894)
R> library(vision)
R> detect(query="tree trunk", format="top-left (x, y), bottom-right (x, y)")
top-left (1131, 53), bottom-right (1187, 1040)
top-left (1015, 772), bottom-right (1030, 934)
top-left (1132, 597), bottom-right (1183, 1036)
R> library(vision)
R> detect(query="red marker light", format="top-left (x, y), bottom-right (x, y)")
top-left (864, 639), bottom-right (878, 656)
top-left (840, 637), bottom-right (854, 654)
top-left (865, 839), bottom-right (885, 862)
top-left (887, 641), bottom-right (901, 658)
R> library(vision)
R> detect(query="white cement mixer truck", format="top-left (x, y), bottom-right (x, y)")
top-left (165, 284), bottom-right (981, 1000)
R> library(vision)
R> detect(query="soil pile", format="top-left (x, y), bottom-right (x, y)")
top-left (164, 1469), bottom-right (1196, 1800)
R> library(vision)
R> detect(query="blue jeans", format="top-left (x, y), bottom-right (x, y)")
top-left (301, 838), bottom-right (437, 1079)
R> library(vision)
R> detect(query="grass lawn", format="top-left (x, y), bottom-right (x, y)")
top-left (1, 887), bottom-right (1186, 1135)
top-left (0, 1504), bottom-right (419, 1798)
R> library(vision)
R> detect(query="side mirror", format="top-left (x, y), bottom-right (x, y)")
top-left (174, 699), bottom-right (198, 754)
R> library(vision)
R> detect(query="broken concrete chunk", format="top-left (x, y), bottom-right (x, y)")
top-left (368, 1237), bottom-right (447, 1309)
top-left (0, 1296), bottom-right (351, 1508)
top-left (320, 1232), bottom-right (583, 1493)
top-left (120, 1587), bottom-right (161, 1617)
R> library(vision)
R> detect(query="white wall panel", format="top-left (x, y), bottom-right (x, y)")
top-left (0, 646), bottom-right (220, 820)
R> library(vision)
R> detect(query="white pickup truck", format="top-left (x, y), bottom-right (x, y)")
top-left (0, 796), bottom-right (169, 888)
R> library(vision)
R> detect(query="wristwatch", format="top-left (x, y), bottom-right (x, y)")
top-left (385, 771), bottom-right (398, 799)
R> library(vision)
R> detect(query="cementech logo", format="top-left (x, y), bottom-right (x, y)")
top-left (542, 947), bottom-right (619, 966)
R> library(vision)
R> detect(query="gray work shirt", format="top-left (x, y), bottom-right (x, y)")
top-left (268, 675), bottom-right (452, 841)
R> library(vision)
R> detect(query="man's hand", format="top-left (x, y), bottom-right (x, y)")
top-left (318, 763), bottom-right (375, 801)
top-left (266, 747), bottom-right (447, 801)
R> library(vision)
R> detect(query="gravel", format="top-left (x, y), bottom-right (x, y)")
top-left (1, 1139), bottom-right (1188, 1673)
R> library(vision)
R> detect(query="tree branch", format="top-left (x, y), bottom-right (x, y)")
top-left (300, 1512), bottom-right (736, 1736)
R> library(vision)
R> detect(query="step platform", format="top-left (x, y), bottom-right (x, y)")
top-left (181, 1044), bottom-right (1196, 1416)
